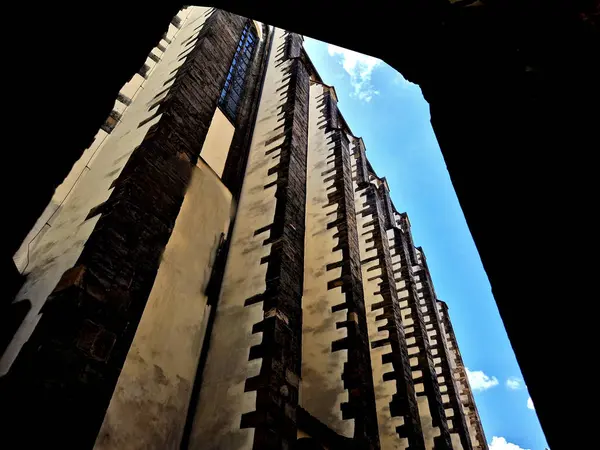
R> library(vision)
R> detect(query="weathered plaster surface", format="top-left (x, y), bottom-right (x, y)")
top-left (355, 197), bottom-right (408, 449)
top-left (94, 159), bottom-right (232, 450)
top-left (187, 27), bottom-right (291, 450)
top-left (401, 293), bottom-right (440, 450)
top-left (353, 164), bottom-right (418, 449)
top-left (301, 82), bottom-right (351, 437)
top-left (388, 216), bottom-right (477, 450)
top-left (389, 229), bottom-right (449, 450)
top-left (3, 7), bottom-right (489, 450)
top-left (2, 6), bottom-right (210, 375)
top-left (417, 395), bottom-right (441, 449)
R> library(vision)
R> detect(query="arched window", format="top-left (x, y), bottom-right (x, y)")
top-left (218, 21), bottom-right (258, 122)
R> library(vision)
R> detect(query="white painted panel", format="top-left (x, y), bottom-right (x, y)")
top-left (301, 82), bottom-right (352, 438)
top-left (200, 108), bottom-right (235, 177)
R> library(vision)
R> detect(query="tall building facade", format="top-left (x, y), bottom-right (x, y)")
top-left (0, 7), bottom-right (487, 450)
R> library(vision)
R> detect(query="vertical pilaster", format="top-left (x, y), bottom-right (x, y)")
top-left (437, 301), bottom-right (488, 450)
top-left (188, 30), bottom-right (309, 450)
top-left (414, 262), bottom-right (472, 450)
top-left (388, 215), bottom-right (452, 450)
top-left (245, 50), bottom-right (309, 450)
top-left (302, 84), bottom-right (379, 448)
top-left (353, 157), bottom-right (425, 450)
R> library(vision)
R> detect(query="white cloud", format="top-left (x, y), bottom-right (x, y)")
top-left (327, 44), bottom-right (381, 102)
top-left (506, 377), bottom-right (522, 390)
top-left (527, 396), bottom-right (535, 410)
top-left (489, 436), bottom-right (530, 450)
top-left (466, 367), bottom-right (499, 392)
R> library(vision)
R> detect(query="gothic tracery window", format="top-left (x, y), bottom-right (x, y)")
top-left (218, 22), bottom-right (257, 121)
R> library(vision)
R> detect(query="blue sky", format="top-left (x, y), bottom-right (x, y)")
top-left (303, 37), bottom-right (549, 450)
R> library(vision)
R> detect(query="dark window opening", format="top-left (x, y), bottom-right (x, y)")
top-left (218, 22), bottom-right (257, 122)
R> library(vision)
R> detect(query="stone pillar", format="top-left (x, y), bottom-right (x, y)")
top-left (301, 83), bottom-right (379, 448)
top-left (187, 29), bottom-right (310, 450)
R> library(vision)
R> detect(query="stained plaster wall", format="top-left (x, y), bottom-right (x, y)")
top-left (390, 237), bottom-right (444, 449)
top-left (2, 6), bottom-right (211, 375)
top-left (412, 262), bottom-right (471, 450)
top-left (301, 82), bottom-right (352, 437)
top-left (357, 208), bottom-right (404, 447)
top-left (94, 159), bottom-right (233, 450)
top-left (186, 27), bottom-right (294, 450)
top-left (352, 158), bottom-right (414, 450)
top-left (4, 7), bottom-right (488, 449)
top-left (388, 217), bottom-right (474, 450)
top-left (400, 291), bottom-right (439, 450)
